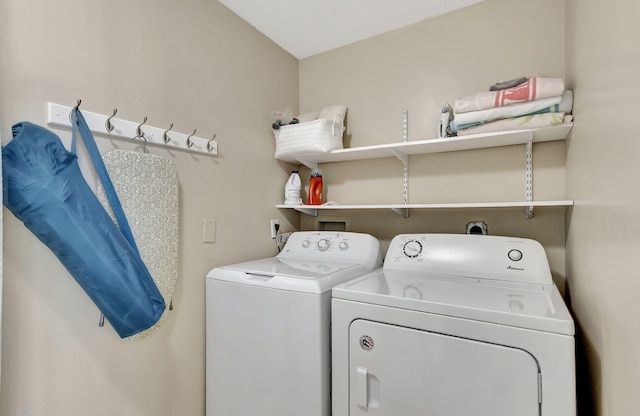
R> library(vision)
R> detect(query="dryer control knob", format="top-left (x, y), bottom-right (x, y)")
top-left (302, 240), bottom-right (311, 248)
top-left (403, 240), bottom-right (423, 258)
top-left (508, 249), bottom-right (523, 261)
top-left (339, 241), bottom-right (349, 250)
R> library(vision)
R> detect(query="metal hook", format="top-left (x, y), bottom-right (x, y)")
top-left (105, 108), bottom-right (118, 132)
top-left (186, 129), bottom-right (197, 148)
top-left (135, 116), bottom-right (148, 139)
top-left (69, 98), bottom-right (82, 123)
top-left (207, 134), bottom-right (217, 152)
top-left (163, 123), bottom-right (174, 144)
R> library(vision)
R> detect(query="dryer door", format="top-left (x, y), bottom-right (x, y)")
top-left (349, 319), bottom-right (540, 416)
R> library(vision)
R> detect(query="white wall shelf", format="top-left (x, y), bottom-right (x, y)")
top-left (291, 124), bottom-right (572, 169)
top-left (277, 201), bottom-right (574, 218)
top-left (277, 124), bottom-right (574, 218)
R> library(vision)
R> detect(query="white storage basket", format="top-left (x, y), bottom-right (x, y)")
top-left (274, 116), bottom-right (345, 163)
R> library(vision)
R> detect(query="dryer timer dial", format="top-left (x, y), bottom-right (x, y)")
top-left (402, 240), bottom-right (423, 258)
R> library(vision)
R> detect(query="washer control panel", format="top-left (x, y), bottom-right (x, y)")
top-left (278, 232), bottom-right (382, 266)
top-left (385, 234), bottom-right (552, 285)
top-left (299, 234), bottom-right (342, 252)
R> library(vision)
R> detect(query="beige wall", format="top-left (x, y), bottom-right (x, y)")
top-left (3, 0), bottom-right (637, 414)
top-left (0, 0), bottom-right (298, 414)
top-left (565, 0), bottom-right (640, 414)
top-left (298, 0), bottom-right (568, 288)
top-left (297, 0), bottom-right (640, 414)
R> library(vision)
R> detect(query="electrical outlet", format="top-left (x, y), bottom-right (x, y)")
top-left (270, 219), bottom-right (280, 239)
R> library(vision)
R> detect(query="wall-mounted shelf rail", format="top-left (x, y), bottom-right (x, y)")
top-left (47, 102), bottom-right (218, 156)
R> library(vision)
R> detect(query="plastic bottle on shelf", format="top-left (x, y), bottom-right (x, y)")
top-left (307, 170), bottom-right (323, 205)
top-left (284, 170), bottom-right (302, 205)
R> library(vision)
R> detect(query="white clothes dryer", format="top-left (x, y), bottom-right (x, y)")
top-left (206, 231), bottom-right (382, 416)
top-left (332, 233), bottom-right (575, 416)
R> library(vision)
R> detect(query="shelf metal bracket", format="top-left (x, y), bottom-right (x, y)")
top-left (525, 132), bottom-right (534, 218)
top-left (392, 149), bottom-right (409, 206)
top-left (392, 207), bottom-right (409, 218)
top-left (296, 158), bottom-right (318, 171)
top-left (294, 206), bottom-right (318, 216)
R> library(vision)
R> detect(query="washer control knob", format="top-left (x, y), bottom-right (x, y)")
top-left (339, 241), bottom-right (349, 251)
top-left (302, 240), bottom-right (311, 248)
top-left (508, 249), bottom-right (523, 262)
top-left (317, 239), bottom-right (330, 251)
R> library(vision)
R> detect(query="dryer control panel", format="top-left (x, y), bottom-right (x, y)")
top-left (385, 234), bottom-right (552, 285)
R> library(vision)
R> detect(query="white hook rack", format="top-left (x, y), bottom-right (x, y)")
top-left (47, 102), bottom-right (218, 156)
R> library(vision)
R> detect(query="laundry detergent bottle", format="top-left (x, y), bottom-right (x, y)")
top-left (284, 170), bottom-right (302, 205)
top-left (307, 171), bottom-right (323, 205)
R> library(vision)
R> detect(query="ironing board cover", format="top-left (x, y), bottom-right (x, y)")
top-left (97, 150), bottom-right (179, 339)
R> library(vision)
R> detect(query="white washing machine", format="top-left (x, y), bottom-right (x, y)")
top-left (332, 233), bottom-right (575, 416)
top-left (206, 231), bottom-right (382, 416)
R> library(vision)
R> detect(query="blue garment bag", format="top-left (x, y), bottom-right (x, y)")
top-left (2, 108), bottom-right (166, 338)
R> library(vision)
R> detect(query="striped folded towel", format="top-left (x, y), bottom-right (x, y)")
top-left (454, 76), bottom-right (565, 114)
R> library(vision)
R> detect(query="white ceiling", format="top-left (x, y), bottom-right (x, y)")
top-left (218, 0), bottom-right (486, 60)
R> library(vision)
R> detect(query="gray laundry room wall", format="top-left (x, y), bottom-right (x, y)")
top-left (565, 0), bottom-right (640, 414)
top-left (0, 0), bottom-right (298, 414)
top-left (2, 0), bottom-right (639, 414)
top-left (298, 0), bottom-right (567, 287)
top-left (298, 0), bottom-right (640, 414)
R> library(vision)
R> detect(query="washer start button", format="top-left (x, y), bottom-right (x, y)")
top-left (508, 249), bottom-right (523, 262)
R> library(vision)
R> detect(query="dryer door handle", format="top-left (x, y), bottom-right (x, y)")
top-left (356, 367), bottom-right (369, 409)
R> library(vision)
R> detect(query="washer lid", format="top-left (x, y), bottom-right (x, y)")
top-left (222, 257), bottom-right (359, 279)
top-left (333, 269), bottom-right (574, 335)
top-left (207, 257), bottom-right (364, 294)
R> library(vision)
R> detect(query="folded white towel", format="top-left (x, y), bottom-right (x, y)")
top-left (457, 112), bottom-right (567, 136)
